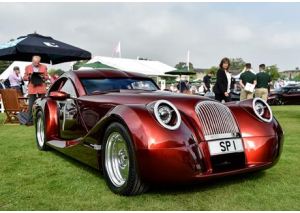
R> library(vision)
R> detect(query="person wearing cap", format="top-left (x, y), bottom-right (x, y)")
top-left (255, 64), bottom-right (271, 101)
top-left (23, 55), bottom-right (49, 126)
top-left (8, 66), bottom-right (23, 94)
top-left (239, 63), bottom-right (257, 100)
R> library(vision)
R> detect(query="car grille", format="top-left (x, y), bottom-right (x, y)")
top-left (195, 101), bottom-right (240, 141)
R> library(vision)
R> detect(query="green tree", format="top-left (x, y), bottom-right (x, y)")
top-left (175, 62), bottom-right (194, 71)
top-left (266, 65), bottom-right (280, 81)
top-left (48, 68), bottom-right (64, 77)
top-left (292, 74), bottom-right (300, 81)
top-left (174, 62), bottom-right (196, 81)
top-left (0, 61), bottom-right (12, 75)
top-left (206, 66), bottom-right (218, 76)
top-left (229, 58), bottom-right (246, 71)
top-left (72, 60), bottom-right (89, 70)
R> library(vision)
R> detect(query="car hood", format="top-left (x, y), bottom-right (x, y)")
top-left (77, 90), bottom-right (212, 109)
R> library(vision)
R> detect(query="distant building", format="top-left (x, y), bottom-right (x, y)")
top-left (280, 68), bottom-right (300, 79)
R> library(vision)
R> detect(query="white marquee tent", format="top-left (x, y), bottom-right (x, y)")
top-left (0, 61), bottom-right (31, 80)
top-left (79, 56), bottom-right (176, 77)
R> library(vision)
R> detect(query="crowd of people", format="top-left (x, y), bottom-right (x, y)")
top-left (167, 57), bottom-right (273, 103)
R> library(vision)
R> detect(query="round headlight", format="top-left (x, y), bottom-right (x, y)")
top-left (253, 98), bottom-right (273, 123)
top-left (255, 102), bottom-right (265, 116)
top-left (153, 100), bottom-right (181, 130)
top-left (158, 105), bottom-right (173, 124)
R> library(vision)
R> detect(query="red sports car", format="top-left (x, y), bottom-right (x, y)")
top-left (33, 69), bottom-right (284, 195)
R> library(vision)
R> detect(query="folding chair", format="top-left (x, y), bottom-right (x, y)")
top-left (0, 89), bottom-right (28, 124)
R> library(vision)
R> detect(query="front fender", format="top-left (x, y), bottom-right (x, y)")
top-left (227, 100), bottom-right (284, 164)
top-left (82, 104), bottom-right (204, 181)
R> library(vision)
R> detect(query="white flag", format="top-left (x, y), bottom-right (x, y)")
top-left (186, 50), bottom-right (190, 71)
top-left (113, 41), bottom-right (121, 58)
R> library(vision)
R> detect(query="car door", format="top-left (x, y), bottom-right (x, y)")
top-left (293, 88), bottom-right (300, 104)
top-left (58, 79), bottom-right (87, 140)
top-left (283, 88), bottom-right (299, 104)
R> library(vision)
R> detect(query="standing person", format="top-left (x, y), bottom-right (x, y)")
top-left (239, 63), bottom-right (257, 100)
top-left (213, 57), bottom-right (233, 102)
top-left (169, 83), bottom-right (178, 93)
top-left (177, 80), bottom-right (188, 93)
top-left (8, 66), bottom-right (23, 94)
top-left (203, 72), bottom-right (212, 93)
top-left (184, 80), bottom-right (191, 94)
top-left (255, 64), bottom-right (271, 101)
top-left (23, 55), bottom-right (49, 126)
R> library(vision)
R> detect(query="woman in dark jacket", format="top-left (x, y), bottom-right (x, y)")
top-left (213, 57), bottom-right (234, 102)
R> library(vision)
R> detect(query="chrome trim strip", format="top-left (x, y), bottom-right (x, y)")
top-left (252, 97), bottom-right (273, 123)
top-left (205, 133), bottom-right (239, 141)
top-left (90, 144), bottom-right (102, 150)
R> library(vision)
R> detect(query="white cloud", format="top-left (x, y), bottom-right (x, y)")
top-left (225, 25), bottom-right (254, 42)
top-left (269, 32), bottom-right (300, 48)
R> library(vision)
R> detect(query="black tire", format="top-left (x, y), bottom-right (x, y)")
top-left (102, 122), bottom-right (148, 196)
top-left (35, 111), bottom-right (49, 151)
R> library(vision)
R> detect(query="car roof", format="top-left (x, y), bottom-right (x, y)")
top-left (68, 69), bottom-right (151, 79)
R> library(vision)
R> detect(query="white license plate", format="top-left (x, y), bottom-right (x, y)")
top-left (208, 138), bottom-right (244, 156)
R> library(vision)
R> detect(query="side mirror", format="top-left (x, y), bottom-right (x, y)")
top-left (48, 91), bottom-right (70, 100)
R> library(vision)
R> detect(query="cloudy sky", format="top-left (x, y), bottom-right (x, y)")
top-left (0, 2), bottom-right (299, 71)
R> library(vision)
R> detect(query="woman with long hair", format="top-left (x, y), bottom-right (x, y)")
top-left (213, 57), bottom-right (233, 102)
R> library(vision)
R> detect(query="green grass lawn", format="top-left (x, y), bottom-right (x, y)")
top-left (0, 106), bottom-right (299, 210)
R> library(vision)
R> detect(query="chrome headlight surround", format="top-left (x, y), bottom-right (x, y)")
top-left (153, 100), bottom-right (181, 130)
top-left (252, 97), bottom-right (273, 123)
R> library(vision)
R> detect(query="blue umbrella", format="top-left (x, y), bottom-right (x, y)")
top-left (0, 33), bottom-right (91, 64)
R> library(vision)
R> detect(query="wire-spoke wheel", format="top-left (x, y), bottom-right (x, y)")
top-left (102, 122), bottom-right (148, 195)
top-left (35, 111), bottom-right (48, 151)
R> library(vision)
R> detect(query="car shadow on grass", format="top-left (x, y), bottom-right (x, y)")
top-left (49, 148), bottom-right (104, 179)
top-left (48, 147), bottom-right (267, 195)
top-left (148, 171), bottom-right (266, 195)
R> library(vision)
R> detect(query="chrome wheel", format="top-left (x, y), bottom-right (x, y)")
top-left (37, 116), bottom-right (45, 147)
top-left (105, 132), bottom-right (130, 187)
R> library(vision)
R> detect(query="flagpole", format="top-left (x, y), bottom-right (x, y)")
top-left (186, 50), bottom-right (190, 71)
top-left (119, 41), bottom-right (121, 58)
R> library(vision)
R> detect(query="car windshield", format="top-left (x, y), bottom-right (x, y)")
top-left (274, 87), bottom-right (288, 93)
top-left (81, 78), bottom-right (159, 95)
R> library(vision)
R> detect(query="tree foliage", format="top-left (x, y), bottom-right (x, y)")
top-left (229, 58), bottom-right (246, 71)
top-left (206, 66), bottom-right (218, 76)
top-left (72, 60), bottom-right (89, 70)
top-left (48, 68), bottom-right (64, 77)
top-left (174, 62), bottom-right (196, 81)
top-left (266, 65), bottom-right (280, 81)
top-left (292, 74), bottom-right (300, 81)
top-left (175, 62), bottom-right (194, 71)
top-left (0, 61), bottom-right (12, 75)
